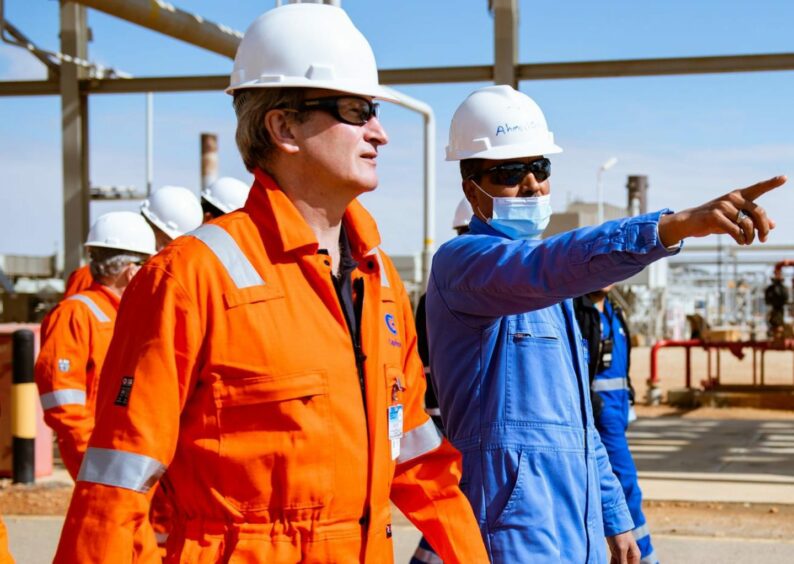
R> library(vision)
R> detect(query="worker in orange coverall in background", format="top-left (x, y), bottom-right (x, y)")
top-left (35, 211), bottom-right (155, 478)
top-left (53, 4), bottom-right (487, 563)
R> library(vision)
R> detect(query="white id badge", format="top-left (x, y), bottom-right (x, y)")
top-left (388, 404), bottom-right (404, 460)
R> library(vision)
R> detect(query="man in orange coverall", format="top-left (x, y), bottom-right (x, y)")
top-left (35, 211), bottom-right (155, 478)
top-left (54, 4), bottom-right (488, 563)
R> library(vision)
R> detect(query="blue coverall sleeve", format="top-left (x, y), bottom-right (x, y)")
top-left (432, 211), bottom-right (679, 321)
top-left (593, 428), bottom-right (635, 536)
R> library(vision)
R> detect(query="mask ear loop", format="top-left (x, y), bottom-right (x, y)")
top-left (469, 178), bottom-right (493, 222)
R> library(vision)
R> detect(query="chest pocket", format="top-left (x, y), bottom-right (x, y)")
top-left (505, 319), bottom-right (577, 426)
top-left (212, 371), bottom-right (333, 512)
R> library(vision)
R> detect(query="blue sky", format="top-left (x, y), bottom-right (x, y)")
top-left (1, 0), bottom-right (793, 259)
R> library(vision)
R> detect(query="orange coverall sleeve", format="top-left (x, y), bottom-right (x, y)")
top-left (54, 265), bottom-right (201, 562)
top-left (388, 278), bottom-right (488, 563)
top-left (35, 304), bottom-right (94, 479)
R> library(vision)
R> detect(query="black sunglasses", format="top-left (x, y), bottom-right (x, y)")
top-left (296, 96), bottom-right (379, 126)
top-left (469, 158), bottom-right (551, 186)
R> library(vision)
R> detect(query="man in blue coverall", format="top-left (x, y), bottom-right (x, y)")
top-left (426, 84), bottom-right (785, 563)
top-left (574, 286), bottom-right (658, 563)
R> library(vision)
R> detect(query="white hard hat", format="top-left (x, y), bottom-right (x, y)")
top-left (140, 186), bottom-right (203, 240)
top-left (85, 211), bottom-right (156, 256)
top-left (452, 197), bottom-right (473, 230)
top-left (202, 177), bottom-right (250, 214)
top-left (446, 85), bottom-right (563, 161)
top-left (227, 4), bottom-right (397, 101)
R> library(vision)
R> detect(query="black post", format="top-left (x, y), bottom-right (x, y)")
top-left (12, 329), bottom-right (35, 484)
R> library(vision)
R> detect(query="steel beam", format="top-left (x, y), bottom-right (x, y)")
top-left (72, 0), bottom-right (242, 59)
top-left (85, 74), bottom-right (228, 94)
top-left (492, 0), bottom-right (517, 87)
top-left (3, 53), bottom-right (793, 98)
top-left (60, 2), bottom-right (90, 275)
top-left (0, 80), bottom-right (59, 96)
top-left (381, 65), bottom-right (493, 85)
top-left (518, 52), bottom-right (794, 80)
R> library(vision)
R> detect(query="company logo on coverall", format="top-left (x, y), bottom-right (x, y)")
top-left (385, 313), bottom-right (401, 347)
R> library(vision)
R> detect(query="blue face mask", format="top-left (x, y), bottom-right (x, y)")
top-left (474, 181), bottom-right (553, 240)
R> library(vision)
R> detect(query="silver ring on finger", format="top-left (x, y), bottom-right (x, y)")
top-left (735, 209), bottom-right (749, 224)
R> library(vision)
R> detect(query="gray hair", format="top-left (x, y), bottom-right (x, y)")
top-left (233, 87), bottom-right (308, 173)
top-left (88, 247), bottom-right (147, 284)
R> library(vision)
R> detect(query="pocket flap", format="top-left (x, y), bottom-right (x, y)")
top-left (510, 320), bottom-right (560, 341)
top-left (223, 284), bottom-right (285, 309)
top-left (215, 371), bottom-right (328, 407)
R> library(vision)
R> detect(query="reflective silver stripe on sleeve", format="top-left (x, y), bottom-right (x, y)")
top-left (396, 418), bottom-right (442, 464)
top-left (592, 377), bottom-right (628, 392)
top-left (412, 547), bottom-right (443, 564)
top-left (190, 224), bottom-right (264, 289)
top-left (40, 389), bottom-right (86, 410)
top-left (425, 407), bottom-right (441, 417)
top-left (632, 522), bottom-right (651, 541)
top-left (639, 549), bottom-right (659, 564)
top-left (77, 447), bottom-right (166, 493)
top-left (66, 295), bottom-right (110, 323)
top-left (423, 366), bottom-right (431, 375)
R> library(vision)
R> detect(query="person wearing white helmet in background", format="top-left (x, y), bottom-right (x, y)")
top-left (140, 185), bottom-right (203, 250)
top-left (200, 176), bottom-right (251, 222)
top-left (426, 84), bottom-right (785, 563)
top-left (35, 212), bottom-right (158, 558)
top-left (55, 4), bottom-right (487, 563)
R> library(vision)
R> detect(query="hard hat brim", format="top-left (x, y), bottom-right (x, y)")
top-left (446, 141), bottom-right (563, 162)
top-left (225, 80), bottom-right (400, 103)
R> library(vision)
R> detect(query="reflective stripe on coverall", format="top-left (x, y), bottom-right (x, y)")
top-left (54, 170), bottom-right (488, 563)
top-left (64, 264), bottom-right (94, 298)
top-left (35, 283), bottom-right (118, 478)
top-left (594, 300), bottom-right (658, 564)
top-left (427, 212), bottom-right (680, 563)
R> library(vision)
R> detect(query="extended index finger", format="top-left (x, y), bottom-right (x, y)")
top-left (739, 175), bottom-right (787, 202)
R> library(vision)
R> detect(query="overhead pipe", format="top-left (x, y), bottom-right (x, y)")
top-left (381, 87), bottom-right (435, 290)
top-left (71, 0), bottom-right (243, 59)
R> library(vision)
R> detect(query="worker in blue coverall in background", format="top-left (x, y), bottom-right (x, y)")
top-left (410, 198), bottom-right (472, 564)
top-left (574, 286), bottom-right (658, 564)
top-left (427, 84), bottom-right (785, 563)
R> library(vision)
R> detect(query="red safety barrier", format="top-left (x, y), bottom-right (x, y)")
top-left (650, 338), bottom-right (794, 390)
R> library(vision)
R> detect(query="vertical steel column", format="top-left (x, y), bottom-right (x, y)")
top-left (493, 0), bottom-right (518, 87)
top-left (11, 329), bottom-right (36, 484)
top-left (60, 2), bottom-right (90, 275)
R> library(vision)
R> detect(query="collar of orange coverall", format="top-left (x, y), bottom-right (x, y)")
top-left (250, 168), bottom-right (382, 259)
top-left (84, 281), bottom-right (121, 310)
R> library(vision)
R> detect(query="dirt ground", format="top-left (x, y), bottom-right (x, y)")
top-left (0, 479), bottom-right (71, 515)
top-left (644, 500), bottom-right (794, 540)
